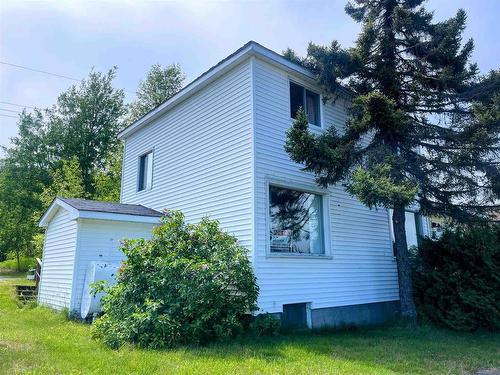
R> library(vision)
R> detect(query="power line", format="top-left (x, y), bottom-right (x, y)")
top-left (0, 108), bottom-right (21, 113)
top-left (0, 114), bottom-right (18, 119)
top-left (0, 101), bottom-right (35, 109)
top-left (0, 61), bottom-right (136, 94)
top-left (0, 61), bottom-right (80, 81)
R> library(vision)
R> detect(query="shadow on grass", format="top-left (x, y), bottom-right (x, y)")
top-left (178, 323), bottom-right (499, 374)
top-left (1, 278), bottom-right (498, 375)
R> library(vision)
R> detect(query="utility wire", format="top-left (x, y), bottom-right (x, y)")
top-left (0, 108), bottom-right (21, 113)
top-left (0, 61), bottom-right (136, 94)
top-left (0, 114), bottom-right (18, 119)
top-left (0, 61), bottom-right (80, 81)
top-left (0, 101), bottom-right (35, 109)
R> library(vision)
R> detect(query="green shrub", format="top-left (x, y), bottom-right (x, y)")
top-left (92, 210), bottom-right (259, 349)
top-left (413, 224), bottom-right (500, 331)
top-left (250, 313), bottom-right (281, 336)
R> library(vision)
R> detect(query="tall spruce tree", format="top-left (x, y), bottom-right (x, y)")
top-left (285, 0), bottom-right (500, 321)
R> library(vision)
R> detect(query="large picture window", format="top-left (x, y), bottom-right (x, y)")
top-left (269, 185), bottom-right (325, 254)
top-left (289, 82), bottom-right (321, 126)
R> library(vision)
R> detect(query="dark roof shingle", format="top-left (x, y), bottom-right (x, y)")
top-left (59, 198), bottom-right (162, 217)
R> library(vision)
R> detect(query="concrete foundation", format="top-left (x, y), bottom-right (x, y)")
top-left (310, 300), bottom-right (400, 329)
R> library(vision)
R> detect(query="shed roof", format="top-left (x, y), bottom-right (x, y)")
top-left (39, 198), bottom-right (162, 227)
top-left (59, 198), bottom-right (162, 217)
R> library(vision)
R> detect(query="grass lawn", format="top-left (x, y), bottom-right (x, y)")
top-left (0, 278), bottom-right (498, 375)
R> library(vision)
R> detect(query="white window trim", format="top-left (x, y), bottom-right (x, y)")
top-left (386, 207), bottom-right (422, 260)
top-left (265, 178), bottom-right (332, 259)
top-left (386, 209), bottom-right (396, 260)
top-left (288, 77), bottom-right (324, 131)
top-left (136, 149), bottom-right (154, 193)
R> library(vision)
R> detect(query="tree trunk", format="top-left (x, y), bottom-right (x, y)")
top-left (392, 204), bottom-right (417, 323)
top-left (16, 249), bottom-right (20, 272)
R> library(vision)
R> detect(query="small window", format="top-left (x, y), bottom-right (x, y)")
top-left (305, 90), bottom-right (320, 126)
top-left (290, 82), bottom-right (304, 120)
top-left (138, 151), bottom-right (153, 191)
top-left (289, 82), bottom-right (321, 126)
top-left (269, 185), bottom-right (325, 254)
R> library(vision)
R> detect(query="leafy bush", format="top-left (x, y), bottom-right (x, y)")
top-left (250, 313), bottom-right (281, 337)
top-left (413, 224), bottom-right (499, 331)
top-left (92, 210), bottom-right (259, 349)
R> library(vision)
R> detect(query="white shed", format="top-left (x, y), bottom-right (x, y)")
top-left (37, 198), bottom-right (161, 313)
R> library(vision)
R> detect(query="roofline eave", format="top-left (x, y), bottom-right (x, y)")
top-left (118, 41), bottom-right (354, 140)
top-left (39, 198), bottom-right (162, 227)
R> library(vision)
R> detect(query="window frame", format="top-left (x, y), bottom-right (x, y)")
top-left (288, 78), bottom-right (323, 129)
top-left (137, 149), bottom-right (154, 193)
top-left (265, 179), bottom-right (332, 259)
top-left (386, 208), bottom-right (422, 258)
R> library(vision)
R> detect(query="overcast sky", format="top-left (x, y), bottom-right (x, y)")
top-left (1, 0), bottom-right (499, 152)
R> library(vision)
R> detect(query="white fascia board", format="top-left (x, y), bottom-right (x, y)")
top-left (250, 43), bottom-right (315, 80)
top-left (39, 198), bottom-right (161, 227)
top-left (38, 198), bottom-right (79, 227)
top-left (118, 42), bottom-right (256, 140)
top-left (118, 41), bottom-right (340, 140)
top-left (77, 211), bottom-right (161, 224)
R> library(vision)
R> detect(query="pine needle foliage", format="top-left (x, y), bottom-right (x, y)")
top-left (285, 0), bottom-right (500, 320)
top-left (414, 224), bottom-right (500, 331)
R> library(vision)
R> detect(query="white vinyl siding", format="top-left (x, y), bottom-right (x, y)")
top-left (70, 219), bottom-right (155, 312)
top-left (121, 61), bottom-right (254, 257)
top-left (119, 54), bottom-right (407, 314)
top-left (253, 58), bottom-right (398, 312)
top-left (38, 208), bottom-right (78, 310)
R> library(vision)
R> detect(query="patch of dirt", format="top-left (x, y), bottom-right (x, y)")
top-left (0, 340), bottom-right (33, 351)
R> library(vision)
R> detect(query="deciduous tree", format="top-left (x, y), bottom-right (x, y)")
top-left (48, 68), bottom-right (125, 195)
top-left (128, 63), bottom-right (184, 123)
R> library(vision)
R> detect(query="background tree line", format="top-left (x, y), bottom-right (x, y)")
top-left (0, 63), bottom-right (185, 266)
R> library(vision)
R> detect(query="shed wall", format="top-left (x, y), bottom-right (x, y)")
top-left (38, 208), bottom-right (78, 310)
top-left (70, 219), bottom-right (155, 312)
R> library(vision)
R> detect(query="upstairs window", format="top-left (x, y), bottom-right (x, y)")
top-left (269, 185), bottom-right (325, 254)
top-left (138, 151), bottom-right (153, 191)
top-left (289, 82), bottom-right (321, 126)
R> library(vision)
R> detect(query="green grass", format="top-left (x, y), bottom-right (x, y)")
top-left (0, 256), bottom-right (36, 275)
top-left (0, 279), bottom-right (498, 375)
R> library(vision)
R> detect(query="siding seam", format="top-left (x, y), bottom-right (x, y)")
top-left (69, 219), bottom-right (82, 312)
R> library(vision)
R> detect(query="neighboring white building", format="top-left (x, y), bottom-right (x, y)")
top-left (40, 41), bottom-right (430, 328)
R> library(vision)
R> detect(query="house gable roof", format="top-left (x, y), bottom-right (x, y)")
top-left (118, 41), bottom-right (353, 140)
top-left (39, 197), bottom-right (162, 227)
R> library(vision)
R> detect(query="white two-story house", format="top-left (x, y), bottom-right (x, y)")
top-left (38, 41), bottom-right (430, 328)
